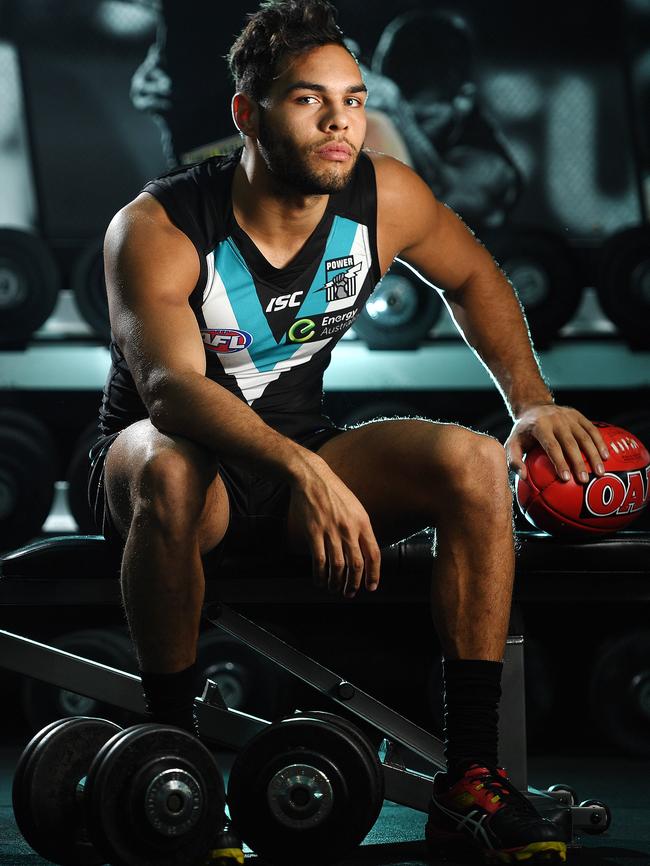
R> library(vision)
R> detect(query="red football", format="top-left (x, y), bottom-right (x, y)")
top-left (516, 422), bottom-right (650, 536)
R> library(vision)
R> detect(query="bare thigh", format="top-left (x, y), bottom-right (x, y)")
top-left (103, 419), bottom-right (230, 555)
top-left (287, 418), bottom-right (500, 550)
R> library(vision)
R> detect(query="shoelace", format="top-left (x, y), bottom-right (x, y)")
top-left (472, 769), bottom-right (538, 816)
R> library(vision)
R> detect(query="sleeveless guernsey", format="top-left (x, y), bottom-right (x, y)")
top-left (98, 148), bottom-right (382, 440)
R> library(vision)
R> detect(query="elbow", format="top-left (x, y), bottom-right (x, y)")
top-left (145, 368), bottom-right (200, 430)
top-left (147, 398), bottom-right (166, 430)
top-left (142, 370), bottom-right (175, 428)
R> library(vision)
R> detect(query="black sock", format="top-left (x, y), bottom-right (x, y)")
top-left (442, 657), bottom-right (503, 782)
top-left (139, 662), bottom-right (201, 738)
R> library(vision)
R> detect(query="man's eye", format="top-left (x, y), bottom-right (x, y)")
top-left (345, 97), bottom-right (362, 106)
top-left (297, 96), bottom-right (318, 104)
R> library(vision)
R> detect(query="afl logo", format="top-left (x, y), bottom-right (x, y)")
top-left (201, 328), bottom-right (253, 354)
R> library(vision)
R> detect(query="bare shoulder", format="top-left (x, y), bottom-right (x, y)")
top-left (104, 193), bottom-right (199, 296)
top-left (104, 193), bottom-right (198, 279)
top-left (364, 151), bottom-right (441, 267)
top-left (106, 192), bottom-right (190, 254)
top-left (366, 151), bottom-right (435, 203)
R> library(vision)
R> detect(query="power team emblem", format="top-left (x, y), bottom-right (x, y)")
top-left (201, 328), bottom-right (253, 354)
top-left (318, 256), bottom-right (362, 302)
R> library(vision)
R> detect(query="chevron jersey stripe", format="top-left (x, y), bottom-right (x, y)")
top-left (201, 216), bottom-right (373, 405)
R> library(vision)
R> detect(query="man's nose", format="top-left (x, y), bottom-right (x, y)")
top-left (321, 105), bottom-right (349, 131)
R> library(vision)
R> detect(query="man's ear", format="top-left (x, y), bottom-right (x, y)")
top-left (232, 92), bottom-right (259, 138)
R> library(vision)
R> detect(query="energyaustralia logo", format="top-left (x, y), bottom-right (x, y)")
top-left (317, 256), bottom-right (362, 302)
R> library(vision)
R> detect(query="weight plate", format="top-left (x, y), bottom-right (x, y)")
top-left (12, 718), bottom-right (72, 834)
top-left (353, 261), bottom-right (442, 349)
top-left (0, 424), bottom-right (56, 550)
top-left (13, 716), bottom-right (121, 865)
top-left (485, 229), bottom-right (583, 348)
top-left (71, 241), bottom-right (111, 343)
top-left (0, 408), bottom-right (59, 473)
top-left (21, 628), bottom-right (139, 732)
top-left (596, 226), bottom-right (650, 348)
top-left (293, 710), bottom-right (384, 806)
top-left (589, 630), bottom-right (650, 757)
top-left (197, 631), bottom-right (292, 719)
top-left (0, 229), bottom-right (60, 346)
top-left (85, 724), bottom-right (225, 866)
top-left (228, 715), bottom-right (380, 864)
top-left (66, 420), bottom-right (102, 533)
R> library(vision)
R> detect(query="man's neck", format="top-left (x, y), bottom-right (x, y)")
top-left (232, 143), bottom-right (329, 245)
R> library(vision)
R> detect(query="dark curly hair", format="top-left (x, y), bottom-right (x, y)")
top-left (228, 0), bottom-right (349, 103)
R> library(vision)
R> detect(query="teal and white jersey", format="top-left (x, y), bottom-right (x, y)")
top-left (99, 149), bottom-right (382, 439)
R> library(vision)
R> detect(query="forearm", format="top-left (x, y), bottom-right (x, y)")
top-left (147, 370), bottom-right (315, 483)
top-left (444, 265), bottom-right (554, 419)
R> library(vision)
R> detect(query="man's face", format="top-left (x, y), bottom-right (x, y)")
top-left (254, 43), bottom-right (367, 196)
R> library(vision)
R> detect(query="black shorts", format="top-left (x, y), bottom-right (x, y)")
top-left (87, 424), bottom-right (344, 558)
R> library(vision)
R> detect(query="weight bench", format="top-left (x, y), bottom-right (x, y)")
top-left (3, 530), bottom-right (644, 850)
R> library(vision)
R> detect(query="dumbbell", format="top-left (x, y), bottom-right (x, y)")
top-left (227, 711), bottom-right (384, 865)
top-left (13, 717), bottom-right (230, 866)
top-left (0, 228), bottom-right (60, 347)
top-left (596, 226), bottom-right (650, 349)
top-left (72, 240), bottom-right (111, 343)
top-left (352, 260), bottom-right (442, 350)
top-left (483, 228), bottom-right (583, 348)
top-left (0, 408), bottom-right (59, 550)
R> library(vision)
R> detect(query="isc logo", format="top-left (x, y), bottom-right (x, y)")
top-left (201, 329), bottom-right (253, 354)
top-left (583, 468), bottom-right (650, 517)
top-left (266, 291), bottom-right (304, 312)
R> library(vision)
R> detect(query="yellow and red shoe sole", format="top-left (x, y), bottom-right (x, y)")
top-left (489, 841), bottom-right (567, 863)
top-left (205, 846), bottom-right (245, 865)
top-left (426, 824), bottom-right (567, 864)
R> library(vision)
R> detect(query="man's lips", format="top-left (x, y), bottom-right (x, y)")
top-left (315, 143), bottom-right (353, 161)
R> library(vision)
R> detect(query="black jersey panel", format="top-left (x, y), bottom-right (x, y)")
top-left (141, 151), bottom-right (239, 254)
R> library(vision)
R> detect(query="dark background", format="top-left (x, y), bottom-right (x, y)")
top-left (0, 0), bottom-right (648, 756)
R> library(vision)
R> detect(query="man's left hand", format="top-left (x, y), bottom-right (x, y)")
top-left (505, 404), bottom-right (611, 484)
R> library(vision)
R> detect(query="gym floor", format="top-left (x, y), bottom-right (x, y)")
top-left (1, 736), bottom-right (648, 866)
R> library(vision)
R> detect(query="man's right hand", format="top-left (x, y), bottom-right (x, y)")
top-left (288, 452), bottom-right (381, 599)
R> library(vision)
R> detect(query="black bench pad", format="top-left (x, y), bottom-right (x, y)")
top-left (0, 532), bottom-right (648, 607)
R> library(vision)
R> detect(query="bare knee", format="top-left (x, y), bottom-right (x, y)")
top-left (432, 427), bottom-right (512, 517)
top-left (134, 446), bottom-right (210, 541)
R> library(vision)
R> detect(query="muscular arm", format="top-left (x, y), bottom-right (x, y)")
top-left (104, 193), bottom-right (312, 480)
top-left (371, 154), bottom-right (552, 419)
top-left (371, 155), bottom-right (612, 483)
